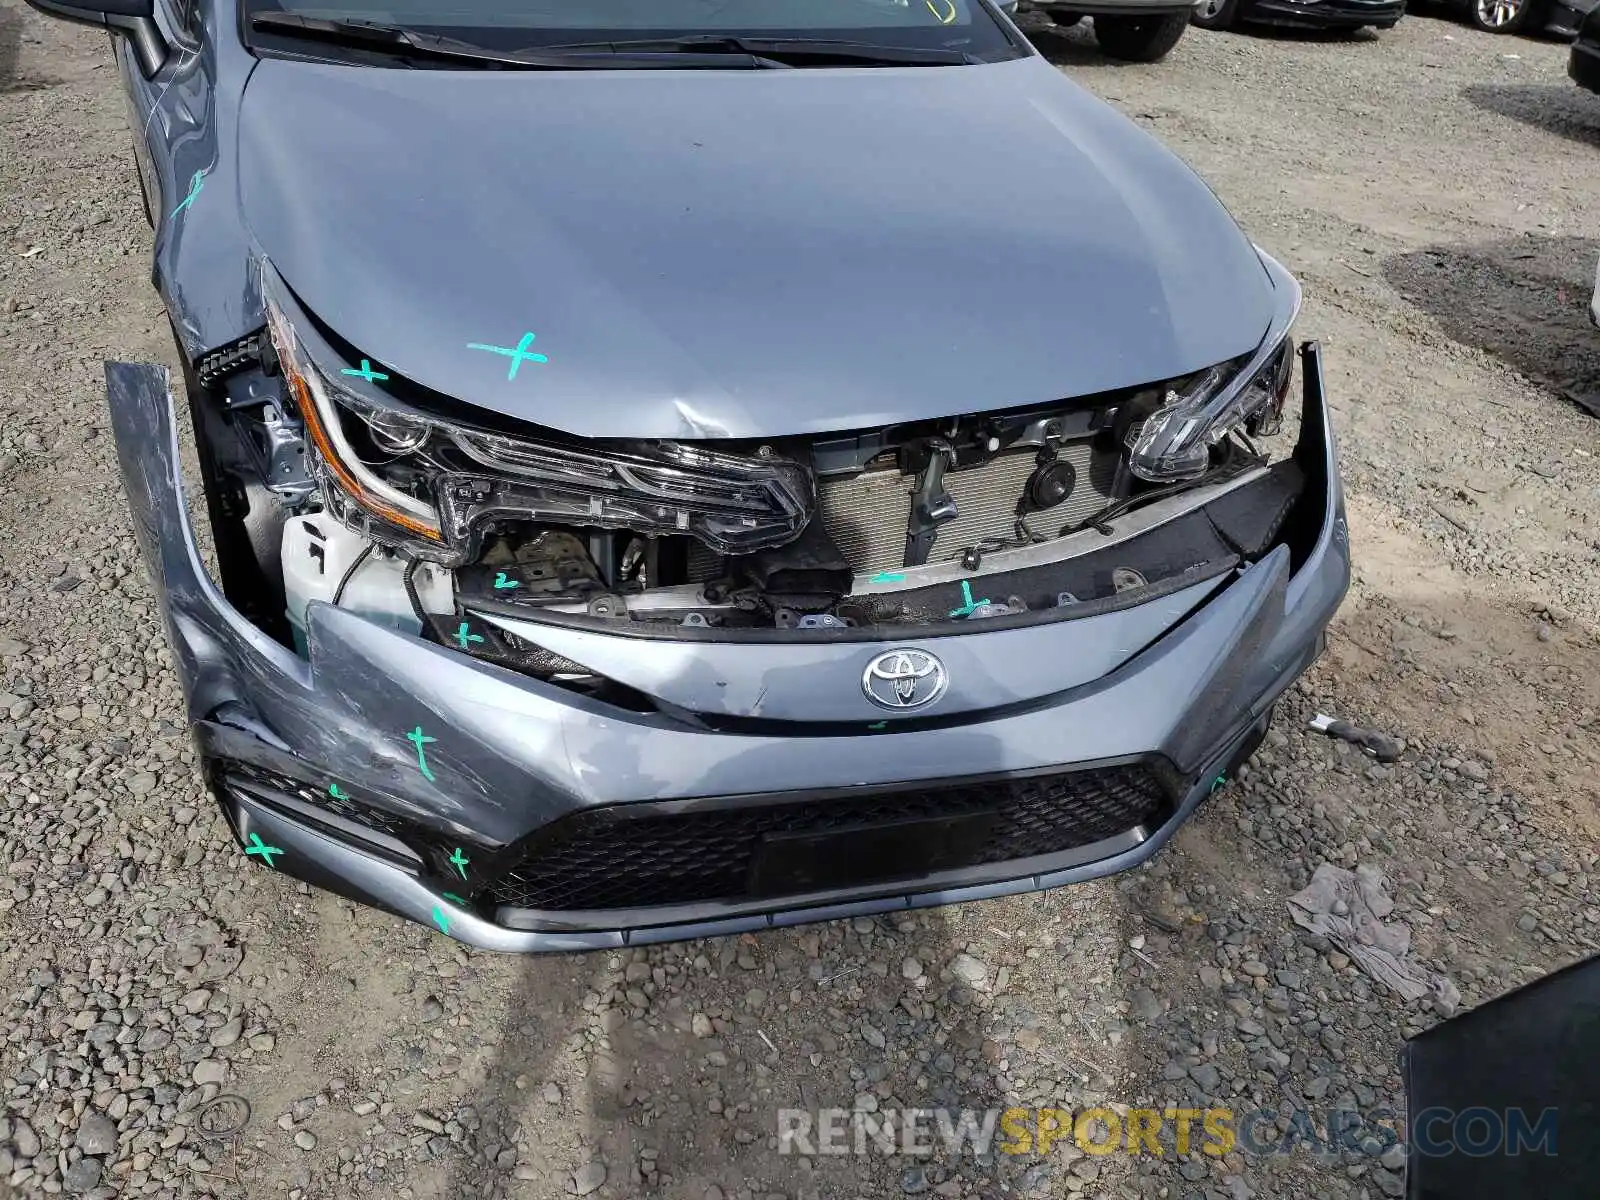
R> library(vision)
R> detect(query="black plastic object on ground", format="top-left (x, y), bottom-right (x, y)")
top-left (1404, 952), bottom-right (1600, 1198)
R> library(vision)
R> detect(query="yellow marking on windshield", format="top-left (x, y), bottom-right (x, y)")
top-left (926, 0), bottom-right (958, 22)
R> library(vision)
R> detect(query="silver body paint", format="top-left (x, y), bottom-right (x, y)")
top-left (85, 0), bottom-right (1347, 948)
top-left (123, 15), bottom-right (1275, 436)
top-left (104, 341), bottom-right (1347, 949)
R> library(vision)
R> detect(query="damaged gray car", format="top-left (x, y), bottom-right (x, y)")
top-left (26, 0), bottom-right (1348, 950)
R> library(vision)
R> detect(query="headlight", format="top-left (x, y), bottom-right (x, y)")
top-left (261, 268), bottom-right (813, 565)
top-left (1127, 250), bottom-right (1301, 484)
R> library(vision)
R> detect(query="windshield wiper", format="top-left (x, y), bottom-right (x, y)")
top-left (543, 35), bottom-right (975, 66)
top-left (249, 13), bottom-right (786, 68)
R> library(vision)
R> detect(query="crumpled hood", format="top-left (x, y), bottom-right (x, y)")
top-left (237, 54), bottom-right (1277, 440)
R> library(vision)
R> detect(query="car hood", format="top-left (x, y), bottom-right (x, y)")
top-left (237, 55), bottom-right (1277, 440)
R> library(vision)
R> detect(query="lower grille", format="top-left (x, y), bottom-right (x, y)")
top-left (485, 764), bottom-right (1171, 912)
top-left (818, 441), bottom-right (1117, 577)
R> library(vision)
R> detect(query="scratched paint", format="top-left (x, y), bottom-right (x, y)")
top-left (406, 725), bottom-right (437, 782)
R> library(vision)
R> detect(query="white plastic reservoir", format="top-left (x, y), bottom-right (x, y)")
top-left (281, 515), bottom-right (453, 655)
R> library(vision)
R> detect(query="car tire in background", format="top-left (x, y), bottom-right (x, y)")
top-left (1469, 0), bottom-right (1540, 31)
top-left (1191, 0), bottom-right (1240, 29)
top-left (1093, 10), bottom-right (1191, 58)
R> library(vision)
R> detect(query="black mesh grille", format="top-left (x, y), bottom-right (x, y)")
top-left (485, 764), bottom-right (1171, 912)
top-left (223, 763), bottom-right (410, 837)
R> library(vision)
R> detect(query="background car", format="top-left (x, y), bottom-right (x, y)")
top-left (1440, 0), bottom-right (1595, 35)
top-left (1570, 2), bottom-right (1600, 80)
top-left (1017, 0), bottom-right (1203, 60)
top-left (1189, 0), bottom-right (1402, 34)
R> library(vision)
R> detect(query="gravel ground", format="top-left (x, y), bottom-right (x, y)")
top-left (5, 6), bottom-right (1600, 1199)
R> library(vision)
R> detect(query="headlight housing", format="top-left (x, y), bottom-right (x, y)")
top-left (1127, 249), bottom-right (1301, 484)
top-left (260, 267), bottom-right (813, 566)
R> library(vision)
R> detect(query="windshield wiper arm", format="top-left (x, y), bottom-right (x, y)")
top-left (249, 13), bottom-right (784, 68)
top-left (544, 35), bottom-right (975, 66)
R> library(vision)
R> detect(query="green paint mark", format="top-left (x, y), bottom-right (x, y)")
top-left (947, 580), bottom-right (990, 619)
top-left (441, 892), bottom-right (466, 906)
top-left (870, 572), bottom-right (906, 584)
top-left (493, 572), bottom-right (518, 591)
top-left (868, 721), bottom-right (887, 731)
top-left (1209, 774), bottom-right (1227, 795)
top-left (340, 359), bottom-right (389, 384)
top-left (448, 847), bottom-right (470, 880)
top-left (431, 905), bottom-right (450, 934)
top-left (454, 621), bottom-right (485, 650)
top-left (171, 169), bottom-right (204, 218)
top-left (244, 832), bottom-right (282, 867)
top-left (328, 783), bottom-right (349, 801)
top-left (406, 725), bottom-right (437, 782)
top-left (466, 332), bottom-right (548, 381)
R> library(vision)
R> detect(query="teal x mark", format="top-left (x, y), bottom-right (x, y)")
top-left (171, 169), bottom-right (204, 218)
top-left (244, 832), bottom-right (282, 867)
top-left (340, 359), bottom-right (389, 384)
top-left (449, 848), bottom-right (470, 880)
top-left (947, 580), bottom-right (990, 619)
top-left (454, 622), bottom-right (484, 650)
top-left (406, 725), bottom-right (437, 782)
top-left (466, 332), bottom-right (548, 381)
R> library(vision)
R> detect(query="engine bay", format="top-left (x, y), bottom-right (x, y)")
top-left (182, 270), bottom-right (1302, 687)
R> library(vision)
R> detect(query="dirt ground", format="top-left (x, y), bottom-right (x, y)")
top-left (3, 5), bottom-right (1600, 1200)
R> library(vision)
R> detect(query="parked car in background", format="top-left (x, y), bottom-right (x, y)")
top-left (1571, 4), bottom-right (1600, 82)
top-left (1450, 0), bottom-right (1594, 35)
top-left (1019, 0), bottom-right (1203, 60)
top-left (1189, 0), bottom-right (1401, 33)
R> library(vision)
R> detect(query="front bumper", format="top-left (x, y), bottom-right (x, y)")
top-left (1246, 0), bottom-right (1403, 25)
top-left (106, 344), bottom-right (1349, 952)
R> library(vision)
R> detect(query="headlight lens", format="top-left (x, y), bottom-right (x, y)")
top-left (1127, 251), bottom-right (1301, 484)
top-left (261, 271), bottom-right (813, 565)
top-left (265, 299), bottom-right (448, 550)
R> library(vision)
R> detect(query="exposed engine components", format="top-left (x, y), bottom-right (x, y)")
top-left (902, 438), bottom-right (960, 568)
top-left (1112, 566), bottom-right (1149, 593)
top-left (457, 530), bottom-right (606, 608)
top-left (280, 516), bottom-right (452, 651)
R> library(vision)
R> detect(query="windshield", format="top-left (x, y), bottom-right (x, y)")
top-left (244, 0), bottom-right (1022, 60)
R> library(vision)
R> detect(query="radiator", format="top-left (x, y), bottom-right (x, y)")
top-left (818, 440), bottom-right (1115, 577)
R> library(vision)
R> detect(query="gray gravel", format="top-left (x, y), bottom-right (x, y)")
top-left (5, 4), bottom-right (1600, 1199)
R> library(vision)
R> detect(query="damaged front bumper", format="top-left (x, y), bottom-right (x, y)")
top-left (106, 345), bottom-right (1349, 952)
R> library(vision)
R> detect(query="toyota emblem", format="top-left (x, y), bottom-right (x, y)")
top-left (861, 648), bottom-right (948, 711)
